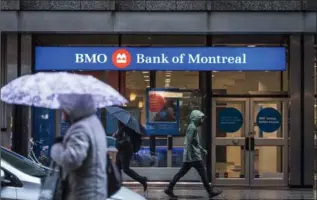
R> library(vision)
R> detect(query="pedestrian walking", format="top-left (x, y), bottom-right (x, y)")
top-left (113, 121), bottom-right (148, 192)
top-left (50, 94), bottom-right (108, 200)
top-left (164, 110), bottom-right (222, 199)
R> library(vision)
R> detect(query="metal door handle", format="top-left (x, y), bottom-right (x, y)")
top-left (250, 137), bottom-right (255, 151)
top-left (245, 137), bottom-right (249, 151)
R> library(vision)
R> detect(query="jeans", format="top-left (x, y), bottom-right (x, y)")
top-left (168, 160), bottom-right (211, 193)
top-left (116, 151), bottom-right (146, 184)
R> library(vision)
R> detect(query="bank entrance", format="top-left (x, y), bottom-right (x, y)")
top-left (212, 97), bottom-right (288, 186)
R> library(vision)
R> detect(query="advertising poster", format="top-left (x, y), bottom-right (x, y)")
top-left (146, 88), bottom-right (180, 136)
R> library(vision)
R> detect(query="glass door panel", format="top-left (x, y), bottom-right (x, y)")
top-left (212, 98), bottom-right (250, 186)
top-left (250, 98), bottom-right (288, 186)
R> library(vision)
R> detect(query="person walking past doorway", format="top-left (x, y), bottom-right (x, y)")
top-left (164, 110), bottom-right (222, 199)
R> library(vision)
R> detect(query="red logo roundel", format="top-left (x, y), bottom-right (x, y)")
top-left (112, 49), bottom-right (132, 69)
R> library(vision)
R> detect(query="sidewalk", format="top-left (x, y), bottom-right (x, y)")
top-left (125, 183), bottom-right (316, 199)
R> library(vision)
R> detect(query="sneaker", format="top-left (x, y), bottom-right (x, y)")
top-left (164, 188), bottom-right (177, 198)
top-left (208, 189), bottom-right (223, 198)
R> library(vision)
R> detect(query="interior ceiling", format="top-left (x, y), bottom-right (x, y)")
top-left (125, 71), bottom-right (282, 93)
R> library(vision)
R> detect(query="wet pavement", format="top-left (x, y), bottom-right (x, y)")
top-left (131, 187), bottom-right (316, 199)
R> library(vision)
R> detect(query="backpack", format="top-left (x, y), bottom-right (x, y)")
top-left (124, 127), bottom-right (142, 153)
top-left (107, 154), bottom-right (121, 197)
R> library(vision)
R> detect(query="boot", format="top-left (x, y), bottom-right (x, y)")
top-left (208, 188), bottom-right (223, 199)
top-left (141, 177), bottom-right (148, 192)
top-left (164, 188), bottom-right (177, 198)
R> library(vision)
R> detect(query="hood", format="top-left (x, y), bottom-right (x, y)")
top-left (189, 110), bottom-right (205, 125)
top-left (58, 94), bottom-right (97, 122)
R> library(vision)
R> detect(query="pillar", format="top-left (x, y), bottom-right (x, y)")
top-left (289, 35), bottom-right (302, 186)
top-left (302, 35), bottom-right (315, 187)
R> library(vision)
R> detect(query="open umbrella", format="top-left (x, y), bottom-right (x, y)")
top-left (0, 72), bottom-right (127, 109)
top-left (105, 106), bottom-right (146, 135)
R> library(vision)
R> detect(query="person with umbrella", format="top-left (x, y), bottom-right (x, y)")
top-left (106, 106), bottom-right (148, 193)
top-left (0, 72), bottom-right (128, 200)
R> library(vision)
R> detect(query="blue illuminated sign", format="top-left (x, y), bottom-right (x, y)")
top-left (35, 47), bottom-right (286, 71)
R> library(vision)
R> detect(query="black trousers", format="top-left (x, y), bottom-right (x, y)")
top-left (168, 160), bottom-right (211, 193)
top-left (116, 151), bottom-right (146, 184)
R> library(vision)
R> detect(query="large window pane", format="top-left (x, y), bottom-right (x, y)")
top-left (125, 71), bottom-right (152, 167)
top-left (212, 71), bottom-right (284, 94)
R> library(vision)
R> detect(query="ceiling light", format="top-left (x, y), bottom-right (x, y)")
top-left (165, 79), bottom-right (171, 83)
top-left (138, 101), bottom-right (144, 108)
top-left (129, 92), bottom-right (136, 101)
top-left (145, 79), bottom-right (150, 82)
top-left (142, 71), bottom-right (149, 74)
top-left (144, 75), bottom-right (149, 78)
top-left (165, 74), bottom-right (171, 77)
top-left (248, 45), bottom-right (256, 47)
top-left (212, 75), bottom-right (215, 78)
top-left (166, 71), bottom-right (172, 73)
top-left (212, 71), bottom-right (218, 72)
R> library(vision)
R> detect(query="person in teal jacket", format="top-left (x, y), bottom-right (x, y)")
top-left (164, 110), bottom-right (222, 199)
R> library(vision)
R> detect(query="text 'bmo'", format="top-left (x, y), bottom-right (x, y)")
top-left (75, 54), bottom-right (108, 63)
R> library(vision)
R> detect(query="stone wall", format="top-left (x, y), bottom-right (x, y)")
top-left (2, 0), bottom-right (315, 11)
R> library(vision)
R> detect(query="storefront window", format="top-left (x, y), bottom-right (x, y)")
top-left (212, 71), bottom-right (286, 94)
top-left (155, 71), bottom-right (200, 167)
top-left (212, 36), bottom-right (288, 94)
top-left (124, 71), bottom-right (152, 167)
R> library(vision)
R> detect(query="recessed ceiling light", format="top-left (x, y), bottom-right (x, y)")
top-left (145, 79), bottom-right (150, 82)
top-left (212, 71), bottom-right (218, 72)
top-left (165, 74), bottom-right (171, 77)
top-left (142, 71), bottom-right (149, 74)
top-left (212, 75), bottom-right (215, 78)
top-left (144, 75), bottom-right (149, 78)
top-left (248, 45), bottom-right (256, 47)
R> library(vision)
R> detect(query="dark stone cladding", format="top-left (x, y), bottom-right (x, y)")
top-left (1, 0), bottom-right (315, 11)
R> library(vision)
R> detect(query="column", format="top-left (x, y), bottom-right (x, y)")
top-left (289, 35), bottom-right (302, 186)
top-left (303, 35), bottom-right (315, 187)
top-left (199, 71), bottom-right (212, 181)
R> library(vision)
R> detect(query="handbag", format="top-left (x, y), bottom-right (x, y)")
top-left (107, 154), bottom-right (122, 197)
top-left (38, 162), bottom-right (63, 200)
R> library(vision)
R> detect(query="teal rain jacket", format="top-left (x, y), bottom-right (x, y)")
top-left (183, 110), bottom-right (207, 162)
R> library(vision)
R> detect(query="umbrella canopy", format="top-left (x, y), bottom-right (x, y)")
top-left (106, 106), bottom-right (146, 135)
top-left (0, 72), bottom-right (127, 109)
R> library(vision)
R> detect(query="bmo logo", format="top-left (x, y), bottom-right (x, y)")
top-left (75, 53), bottom-right (108, 64)
top-left (112, 49), bottom-right (132, 68)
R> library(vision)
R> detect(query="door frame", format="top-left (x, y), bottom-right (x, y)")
top-left (211, 97), bottom-right (289, 187)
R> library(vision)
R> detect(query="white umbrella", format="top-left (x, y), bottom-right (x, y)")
top-left (0, 72), bottom-right (128, 109)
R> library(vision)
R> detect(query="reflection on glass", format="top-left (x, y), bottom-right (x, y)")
top-left (254, 146), bottom-right (283, 179)
top-left (216, 102), bottom-right (245, 138)
top-left (215, 146), bottom-right (245, 178)
top-left (253, 102), bottom-right (283, 138)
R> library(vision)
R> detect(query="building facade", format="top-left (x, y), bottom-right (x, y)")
top-left (0, 0), bottom-right (316, 188)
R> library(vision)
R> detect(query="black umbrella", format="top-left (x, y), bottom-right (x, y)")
top-left (105, 106), bottom-right (146, 135)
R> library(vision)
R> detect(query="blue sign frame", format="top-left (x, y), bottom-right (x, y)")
top-left (146, 88), bottom-right (180, 136)
top-left (35, 47), bottom-right (286, 71)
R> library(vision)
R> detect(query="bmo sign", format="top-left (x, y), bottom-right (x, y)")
top-left (75, 53), bottom-right (108, 64)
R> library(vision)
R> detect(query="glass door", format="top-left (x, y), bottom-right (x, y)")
top-left (212, 98), bottom-right (288, 186)
top-left (249, 98), bottom-right (288, 186)
top-left (212, 98), bottom-right (250, 186)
